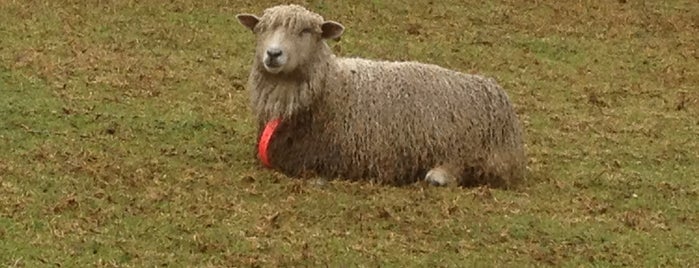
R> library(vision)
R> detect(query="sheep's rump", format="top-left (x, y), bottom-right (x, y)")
top-left (265, 57), bottom-right (525, 186)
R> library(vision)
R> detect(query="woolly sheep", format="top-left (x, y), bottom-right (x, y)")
top-left (236, 4), bottom-right (526, 187)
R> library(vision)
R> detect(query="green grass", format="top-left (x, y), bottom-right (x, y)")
top-left (1, 0), bottom-right (698, 266)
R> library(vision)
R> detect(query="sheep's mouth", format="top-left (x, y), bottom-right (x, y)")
top-left (263, 60), bottom-right (284, 74)
top-left (265, 60), bottom-right (281, 68)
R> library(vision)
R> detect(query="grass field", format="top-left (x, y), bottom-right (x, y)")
top-left (1, 0), bottom-right (697, 266)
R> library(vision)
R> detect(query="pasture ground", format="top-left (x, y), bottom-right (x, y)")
top-left (1, 0), bottom-right (697, 266)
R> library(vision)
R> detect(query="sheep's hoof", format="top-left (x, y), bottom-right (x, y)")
top-left (425, 167), bottom-right (456, 187)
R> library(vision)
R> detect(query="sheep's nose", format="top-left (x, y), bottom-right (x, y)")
top-left (266, 48), bottom-right (283, 58)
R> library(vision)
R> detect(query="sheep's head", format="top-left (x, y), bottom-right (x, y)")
top-left (237, 5), bottom-right (344, 75)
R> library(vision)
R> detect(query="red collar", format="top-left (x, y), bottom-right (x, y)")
top-left (257, 118), bottom-right (281, 168)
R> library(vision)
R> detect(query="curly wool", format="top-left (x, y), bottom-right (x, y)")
top-left (254, 5), bottom-right (324, 35)
top-left (244, 5), bottom-right (526, 187)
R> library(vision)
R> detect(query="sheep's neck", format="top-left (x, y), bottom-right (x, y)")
top-left (250, 57), bottom-right (334, 123)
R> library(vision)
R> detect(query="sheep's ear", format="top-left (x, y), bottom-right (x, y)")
top-left (321, 21), bottom-right (344, 41)
top-left (236, 14), bottom-right (260, 31)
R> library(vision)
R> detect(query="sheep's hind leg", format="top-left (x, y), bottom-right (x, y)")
top-left (424, 165), bottom-right (458, 187)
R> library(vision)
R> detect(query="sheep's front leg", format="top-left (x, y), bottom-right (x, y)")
top-left (424, 165), bottom-right (458, 187)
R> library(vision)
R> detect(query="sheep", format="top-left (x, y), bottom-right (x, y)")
top-left (236, 4), bottom-right (526, 188)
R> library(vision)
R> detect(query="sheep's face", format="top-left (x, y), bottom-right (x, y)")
top-left (237, 5), bottom-right (344, 75)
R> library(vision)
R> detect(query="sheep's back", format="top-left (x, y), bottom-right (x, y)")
top-left (319, 58), bottom-right (522, 184)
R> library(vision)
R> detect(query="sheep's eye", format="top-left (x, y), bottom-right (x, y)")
top-left (300, 28), bottom-right (313, 36)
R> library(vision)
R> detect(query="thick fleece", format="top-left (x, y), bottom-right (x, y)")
top-left (240, 5), bottom-right (526, 187)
